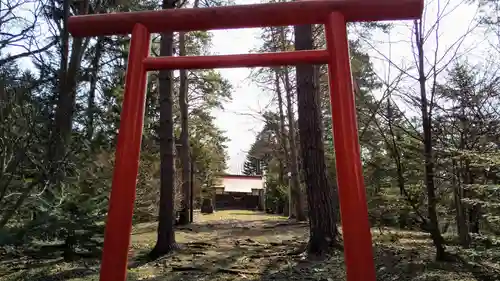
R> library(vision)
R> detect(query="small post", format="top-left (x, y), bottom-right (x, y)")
top-left (99, 23), bottom-right (150, 281)
top-left (325, 12), bottom-right (376, 281)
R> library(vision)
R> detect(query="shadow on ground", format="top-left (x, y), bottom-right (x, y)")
top-left (124, 219), bottom-right (500, 281)
top-left (2, 211), bottom-right (500, 281)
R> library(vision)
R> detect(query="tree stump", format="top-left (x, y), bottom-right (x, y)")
top-left (200, 198), bottom-right (214, 214)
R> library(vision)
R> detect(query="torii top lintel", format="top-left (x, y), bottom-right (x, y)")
top-left (68, 0), bottom-right (423, 37)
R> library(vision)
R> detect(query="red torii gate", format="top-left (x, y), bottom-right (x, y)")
top-left (68, 1), bottom-right (423, 281)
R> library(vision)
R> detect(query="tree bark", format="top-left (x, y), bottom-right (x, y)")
top-left (463, 162), bottom-right (480, 234)
top-left (51, 0), bottom-right (88, 163)
top-left (178, 31), bottom-right (191, 225)
top-left (453, 159), bottom-right (470, 248)
top-left (295, 24), bottom-right (338, 254)
top-left (45, 0), bottom-right (89, 204)
top-left (275, 69), bottom-right (288, 185)
top-left (151, 0), bottom-right (178, 258)
top-left (278, 27), bottom-right (305, 221)
top-left (283, 66), bottom-right (305, 221)
top-left (414, 19), bottom-right (447, 261)
top-left (273, 67), bottom-right (292, 217)
top-left (455, 102), bottom-right (471, 247)
top-left (86, 37), bottom-right (103, 141)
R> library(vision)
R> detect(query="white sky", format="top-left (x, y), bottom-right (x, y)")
top-left (210, 24), bottom-right (264, 174)
top-left (211, 0), bottom-right (492, 174)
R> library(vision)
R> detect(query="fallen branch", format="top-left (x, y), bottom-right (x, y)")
top-left (171, 266), bottom-right (259, 275)
top-left (186, 242), bottom-right (214, 249)
top-left (263, 222), bottom-right (307, 229)
top-left (216, 268), bottom-right (259, 275)
top-left (249, 248), bottom-right (304, 259)
top-left (172, 266), bottom-right (204, 272)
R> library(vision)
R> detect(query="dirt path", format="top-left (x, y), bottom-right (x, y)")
top-left (128, 211), bottom-right (339, 281)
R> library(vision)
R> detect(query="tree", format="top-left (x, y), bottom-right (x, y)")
top-left (177, 30), bottom-right (191, 225)
top-left (358, 0), bottom-right (482, 260)
top-left (151, 0), bottom-right (178, 258)
top-left (295, 23), bottom-right (338, 255)
top-left (433, 62), bottom-right (500, 246)
top-left (48, 0), bottom-right (90, 185)
top-left (0, 0), bottom-right (56, 68)
top-left (411, 17), bottom-right (448, 260)
top-left (242, 119), bottom-right (278, 177)
top-left (242, 156), bottom-right (263, 176)
top-left (176, 0), bottom-right (202, 226)
top-left (272, 68), bottom-right (289, 208)
top-left (252, 24), bottom-right (304, 219)
top-left (0, 62), bottom-right (49, 229)
top-left (0, 0), bottom-right (232, 264)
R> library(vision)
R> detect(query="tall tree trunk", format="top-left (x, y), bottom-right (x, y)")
top-left (455, 104), bottom-right (471, 247)
top-left (53, 0), bottom-right (88, 152)
top-left (176, 0), bottom-right (200, 225)
top-left (87, 37), bottom-right (103, 141)
top-left (272, 67), bottom-right (289, 209)
top-left (274, 68), bottom-right (291, 217)
top-left (51, 0), bottom-right (81, 162)
top-left (278, 27), bottom-right (305, 220)
top-left (295, 24), bottom-right (338, 254)
top-left (151, 0), bottom-right (178, 258)
top-left (47, 0), bottom-right (89, 199)
top-left (283, 66), bottom-right (305, 221)
top-left (463, 162), bottom-right (480, 234)
top-left (386, 98), bottom-right (411, 228)
top-left (453, 159), bottom-right (470, 248)
top-left (414, 19), bottom-right (447, 261)
top-left (178, 31), bottom-right (191, 225)
top-left (386, 99), bottom-right (405, 196)
top-left (466, 171), bottom-right (485, 234)
top-left (271, 27), bottom-right (291, 217)
top-left (275, 73), bottom-right (287, 187)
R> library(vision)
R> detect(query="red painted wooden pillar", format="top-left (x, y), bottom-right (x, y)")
top-left (99, 23), bottom-right (150, 281)
top-left (325, 12), bottom-right (377, 281)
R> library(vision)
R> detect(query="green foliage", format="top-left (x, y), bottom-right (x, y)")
top-left (264, 175), bottom-right (287, 214)
top-left (0, 0), bottom-right (233, 260)
top-left (242, 155), bottom-right (264, 176)
top-left (241, 113), bottom-right (282, 177)
top-left (0, 62), bottom-right (50, 228)
top-left (0, 149), bottom-right (112, 259)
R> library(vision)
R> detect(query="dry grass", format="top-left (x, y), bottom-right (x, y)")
top-left (1, 210), bottom-right (499, 281)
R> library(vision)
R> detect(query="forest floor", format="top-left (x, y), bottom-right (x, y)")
top-left (1, 210), bottom-right (500, 281)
